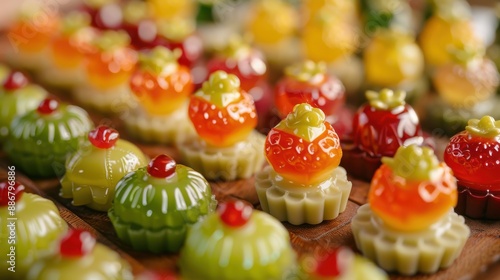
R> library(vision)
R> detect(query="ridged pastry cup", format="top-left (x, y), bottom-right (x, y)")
top-left (72, 84), bottom-right (135, 114)
top-left (351, 204), bottom-right (470, 276)
top-left (255, 165), bottom-right (352, 225)
top-left (455, 185), bottom-right (500, 220)
top-left (178, 131), bottom-right (266, 181)
top-left (124, 103), bottom-right (196, 145)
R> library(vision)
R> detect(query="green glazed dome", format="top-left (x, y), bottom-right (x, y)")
top-left (60, 129), bottom-right (148, 212)
top-left (0, 84), bottom-right (47, 143)
top-left (109, 155), bottom-right (216, 253)
top-left (179, 208), bottom-right (297, 280)
top-left (4, 101), bottom-right (94, 178)
top-left (0, 193), bottom-right (68, 280)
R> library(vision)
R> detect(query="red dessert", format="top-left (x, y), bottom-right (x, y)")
top-left (82, 0), bottom-right (122, 30)
top-left (0, 181), bottom-right (25, 206)
top-left (3, 71), bottom-right (29, 90)
top-left (88, 125), bottom-right (119, 149)
top-left (444, 116), bottom-right (500, 219)
top-left (274, 60), bottom-right (345, 122)
top-left (147, 154), bottom-right (176, 179)
top-left (121, 0), bottom-right (158, 50)
top-left (59, 229), bottom-right (96, 257)
top-left (157, 18), bottom-right (203, 68)
top-left (218, 200), bottom-right (252, 228)
top-left (341, 89), bottom-right (426, 181)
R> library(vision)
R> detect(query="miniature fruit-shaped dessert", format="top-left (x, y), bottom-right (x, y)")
top-left (364, 29), bottom-right (424, 88)
top-left (181, 70), bottom-right (265, 180)
top-left (27, 229), bottom-right (133, 280)
top-left (121, 0), bottom-right (157, 50)
top-left (247, 0), bottom-right (297, 45)
top-left (60, 125), bottom-right (147, 211)
top-left (256, 103), bottom-right (352, 225)
top-left (351, 89), bottom-right (423, 158)
top-left (189, 70), bottom-right (257, 147)
top-left (0, 181), bottom-right (67, 279)
top-left (4, 97), bottom-right (94, 178)
top-left (444, 116), bottom-right (500, 219)
top-left (179, 200), bottom-right (297, 280)
top-left (109, 154), bottom-right (216, 253)
top-left (82, 0), bottom-right (123, 30)
top-left (351, 145), bottom-right (470, 275)
top-left (266, 103), bottom-right (342, 185)
top-left (148, 0), bottom-right (195, 20)
top-left (0, 71), bottom-right (48, 143)
top-left (275, 60), bottom-right (345, 121)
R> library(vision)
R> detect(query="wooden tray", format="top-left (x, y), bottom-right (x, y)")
top-left (1, 93), bottom-right (499, 280)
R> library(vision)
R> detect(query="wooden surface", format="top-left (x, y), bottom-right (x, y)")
top-left (0, 94), bottom-right (499, 279)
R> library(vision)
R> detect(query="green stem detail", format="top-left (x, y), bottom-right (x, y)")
top-left (366, 88), bottom-right (406, 110)
top-left (382, 145), bottom-right (440, 181)
top-left (275, 103), bottom-right (326, 142)
top-left (466, 115), bottom-right (500, 138)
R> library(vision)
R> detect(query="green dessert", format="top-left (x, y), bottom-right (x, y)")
top-left (4, 97), bottom-right (93, 178)
top-left (109, 154), bottom-right (217, 253)
top-left (351, 145), bottom-right (470, 275)
top-left (255, 103), bottom-right (351, 225)
top-left (0, 181), bottom-right (68, 280)
top-left (26, 229), bottom-right (133, 280)
top-left (179, 200), bottom-right (297, 279)
top-left (60, 125), bottom-right (147, 211)
top-left (0, 71), bottom-right (48, 143)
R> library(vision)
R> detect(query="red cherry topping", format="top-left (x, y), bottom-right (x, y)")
top-left (218, 200), bottom-right (252, 228)
top-left (3, 71), bottom-right (29, 91)
top-left (37, 97), bottom-right (60, 115)
top-left (88, 125), bottom-right (119, 149)
top-left (147, 154), bottom-right (177, 178)
top-left (0, 181), bottom-right (25, 206)
top-left (314, 247), bottom-right (353, 277)
top-left (59, 229), bottom-right (96, 258)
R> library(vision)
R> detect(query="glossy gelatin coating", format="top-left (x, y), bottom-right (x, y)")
top-left (419, 14), bottom-right (481, 66)
top-left (60, 125), bottom-right (147, 211)
top-left (445, 116), bottom-right (500, 190)
top-left (26, 229), bottom-right (133, 280)
top-left (444, 116), bottom-right (500, 219)
top-left (86, 31), bottom-right (137, 89)
top-left (109, 154), bottom-right (216, 253)
top-left (188, 71), bottom-right (258, 147)
top-left (4, 98), bottom-right (94, 178)
top-left (148, 0), bottom-right (195, 20)
top-left (157, 17), bottom-right (203, 67)
top-left (50, 11), bottom-right (95, 70)
top-left (364, 30), bottom-right (424, 87)
top-left (352, 89), bottom-right (423, 157)
top-left (179, 200), bottom-right (296, 280)
top-left (275, 60), bottom-right (345, 119)
top-left (0, 182), bottom-right (68, 280)
top-left (121, 0), bottom-right (157, 49)
top-left (207, 36), bottom-right (267, 92)
top-left (8, 8), bottom-right (59, 53)
top-left (247, 0), bottom-right (297, 45)
top-left (301, 6), bottom-right (359, 62)
top-left (369, 145), bottom-right (457, 232)
top-left (0, 71), bottom-right (48, 142)
top-left (433, 45), bottom-right (499, 108)
top-left (265, 103), bottom-right (342, 186)
top-left (82, 0), bottom-right (122, 30)
top-left (130, 47), bottom-right (193, 115)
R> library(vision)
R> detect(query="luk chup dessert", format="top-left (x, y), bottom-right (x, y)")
top-left (109, 154), bottom-right (216, 253)
top-left (298, 247), bottom-right (388, 280)
top-left (0, 181), bottom-right (67, 280)
top-left (364, 29), bottom-right (425, 104)
top-left (0, 71), bottom-right (48, 143)
top-left (41, 11), bottom-right (97, 88)
top-left (147, 0), bottom-right (196, 20)
top-left (126, 46), bottom-right (195, 144)
top-left (60, 125), bottom-right (147, 211)
top-left (275, 60), bottom-right (345, 123)
top-left (255, 103), bottom-right (351, 225)
top-left (73, 30), bottom-right (137, 112)
top-left (121, 0), bottom-right (157, 50)
top-left (27, 229), bottom-right (133, 280)
top-left (82, 0), bottom-right (122, 30)
top-left (179, 70), bottom-right (265, 181)
top-left (444, 116), bottom-right (500, 219)
top-left (4, 97), bottom-right (93, 178)
top-left (179, 200), bottom-right (296, 280)
top-left (342, 89), bottom-right (426, 181)
top-left (351, 145), bottom-right (470, 275)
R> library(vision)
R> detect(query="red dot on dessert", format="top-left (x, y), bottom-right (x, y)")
top-left (37, 97), bottom-right (60, 115)
top-left (314, 247), bottom-right (353, 277)
top-left (59, 229), bottom-right (96, 258)
top-left (3, 71), bottom-right (29, 90)
top-left (88, 125), bottom-right (119, 149)
top-left (218, 200), bottom-right (252, 227)
top-left (147, 154), bottom-right (177, 178)
top-left (0, 181), bottom-right (25, 206)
